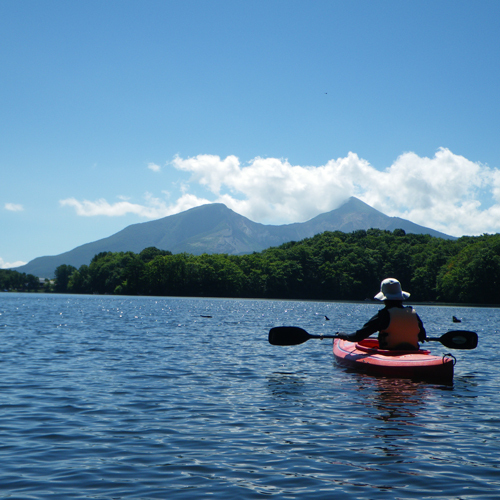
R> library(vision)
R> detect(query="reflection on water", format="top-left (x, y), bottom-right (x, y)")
top-left (359, 376), bottom-right (429, 421)
top-left (352, 376), bottom-right (431, 461)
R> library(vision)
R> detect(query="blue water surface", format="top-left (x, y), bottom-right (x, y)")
top-left (0, 294), bottom-right (498, 499)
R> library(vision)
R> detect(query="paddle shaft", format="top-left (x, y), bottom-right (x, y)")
top-left (268, 326), bottom-right (478, 349)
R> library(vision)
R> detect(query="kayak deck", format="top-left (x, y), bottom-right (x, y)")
top-left (333, 338), bottom-right (454, 384)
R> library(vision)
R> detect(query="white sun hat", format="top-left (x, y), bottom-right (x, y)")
top-left (374, 278), bottom-right (410, 301)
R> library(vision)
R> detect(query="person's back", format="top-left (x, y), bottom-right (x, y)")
top-left (378, 301), bottom-right (421, 350)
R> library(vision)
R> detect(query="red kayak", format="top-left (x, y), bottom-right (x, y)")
top-left (333, 338), bottom-right (454, 384)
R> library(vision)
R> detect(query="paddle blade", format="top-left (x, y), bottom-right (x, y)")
top-left (268, 326), bottom-right (311, 346)
top-left (435, 330), bottom-right (478, 349)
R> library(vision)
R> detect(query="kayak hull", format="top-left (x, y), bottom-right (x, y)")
top-left (333, 338), bottom-right (454, 384)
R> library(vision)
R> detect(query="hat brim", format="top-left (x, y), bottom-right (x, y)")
top-left (374, 291), bottom-right (410, 301)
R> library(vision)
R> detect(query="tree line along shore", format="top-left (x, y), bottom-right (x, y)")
top-left (2, 229), bottom-right (499, 304)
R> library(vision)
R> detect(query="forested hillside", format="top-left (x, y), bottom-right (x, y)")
top-left (48, 229), bottom-right (500, 304)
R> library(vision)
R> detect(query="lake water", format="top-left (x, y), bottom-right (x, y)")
top-left (0, 293), bottom-right (498, 499)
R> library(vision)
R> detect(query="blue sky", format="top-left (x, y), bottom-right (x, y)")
top-left (2, 0), bottom-right (500, 269)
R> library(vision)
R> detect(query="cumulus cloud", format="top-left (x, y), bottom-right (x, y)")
top-left (0, 257), bottom-right (26, 269)
top-left (170, 149), bottom-right (500, 236)
top-left (5, 203), bottom-right (24, 211)
top-left (60, 148), bottom-right (500, 236)
top-left (171, 153), bottom-right (365, 223)
top-left (356, 148), bottom-right (494, 236)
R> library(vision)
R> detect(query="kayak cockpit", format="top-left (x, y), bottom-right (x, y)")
top-left (355, 338), bottom-right (431, 356)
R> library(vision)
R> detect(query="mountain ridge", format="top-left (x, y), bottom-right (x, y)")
top-left (14, 197), bottom-right (454, 278)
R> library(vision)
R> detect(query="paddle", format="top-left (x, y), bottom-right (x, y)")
top-left (268, 326), bottom-right (478, 350)
top-left (427, 330), bottom-right (478, 349)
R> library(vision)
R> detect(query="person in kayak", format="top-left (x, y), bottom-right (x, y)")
top-left (338, 278), bottom-right (427, 350)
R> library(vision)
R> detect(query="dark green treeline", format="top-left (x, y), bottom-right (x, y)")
top-left (0, 269), bottom-right (40, 292)
top-left (51, 229), bottom-right (500, 304)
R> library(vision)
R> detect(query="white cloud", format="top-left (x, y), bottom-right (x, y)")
top-left (172, 154), bottom-right (241, 194)
top-left (357, 148), bottom-right (493, 236)
top-left (148, 162), bottom-right (161, 172)
top-left (170, 149), bottom-right (500, 236)
top-left (60, 148), bottom-right (500, 236)
top-left (0, 257), bottom-right (26, 269)
top-left (59, 193), bottom-right (212, 219)
top-left (5, 203), bottom-right (24, 212)
top-left (171, 153), bottom-right (365, 223)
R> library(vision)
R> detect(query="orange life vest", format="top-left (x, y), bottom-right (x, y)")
top-left (378, 306), bottom-right (420, 350)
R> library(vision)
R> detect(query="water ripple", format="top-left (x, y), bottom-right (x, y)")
top-left (0, 295), bottom-right (498, 498)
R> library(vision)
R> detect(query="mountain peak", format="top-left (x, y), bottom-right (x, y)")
top-left (14, 199), bottom-right (454, 277)
top-left (338, 197), bottom-right (378, 212)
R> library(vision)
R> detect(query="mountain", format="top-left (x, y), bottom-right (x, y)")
top-left (14, 197), bottom-right (454, 278)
